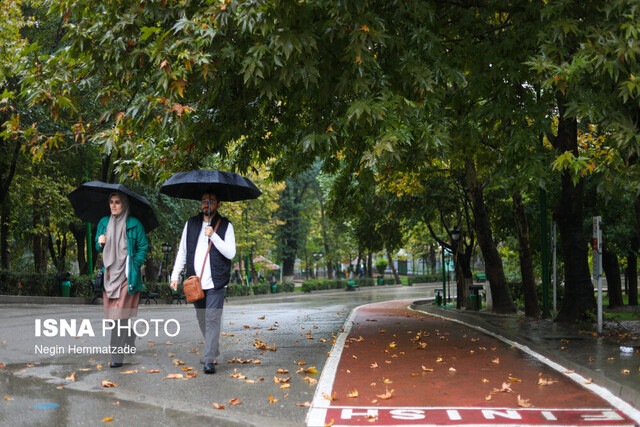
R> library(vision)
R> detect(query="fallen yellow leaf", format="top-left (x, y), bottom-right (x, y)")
top-left (268, 394), bottom-right (278, 403)
top-left (517, 395), bottom-right (534, 408)
top-left (303, 376), bottom-right (318, 385)
top-left (102, 416), bottom-right (114, 422)
top-left (163, 373), bottom-right (184, 380)
top-left (101, 380), bottom-right (117, 388)
top-left (121, 370), bottom-right (138, 374)
top-left (322, 392), bottom-right (337, 401)
top-left (229, 398), bottom-right (242, 405)
top-left (376, 387), bottom-right (394, 400)
top-left (212, 402), bottom-right (225, 410)
top-left (347, 389), bottom-right (359, 398)
top-left (66, 372), bottom-right (76, 382)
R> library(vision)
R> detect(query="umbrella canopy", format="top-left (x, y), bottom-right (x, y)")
top-left (160, 170), bottom-right (261, 202)
top-left (67, 181), bottom-right (159, 232)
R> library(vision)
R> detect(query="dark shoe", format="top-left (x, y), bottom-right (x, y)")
top-left (109, 362), bottom-right (123, 368)
top-left (203, 363), bottom-right (216, 374)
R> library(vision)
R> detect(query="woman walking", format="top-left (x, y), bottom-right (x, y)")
top-left (96, 192), bottom-right (149, 368)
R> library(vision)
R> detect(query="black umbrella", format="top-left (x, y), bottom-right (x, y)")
top-left (159, 170), bottom-right (262, 201)
top-left (67, 181), bottom-right (159, 232)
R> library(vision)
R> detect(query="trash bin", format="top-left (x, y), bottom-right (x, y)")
top-left (469, 285), bottom-right (483, 311)
top-left (377, 275), bottom-right (384, 286)
top-left (55, 272), bottom-right (70, 296)
top-left (61, 280), bottom-right (71, 297)
top-left (271, 283), bottom-right (277, 293)
top-left (435, 293), bottom-right (442, 306)
top-left (470, 294), bottom-right (481, 311)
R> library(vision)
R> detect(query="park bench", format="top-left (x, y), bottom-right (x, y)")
top-left (170, 288), bottom-right (186, 304)
top-left (346, 280), bottom-right (359, 291)
top-left (140, 284), bottom-right (158, 305)
top-left (473, 272), bottom-right (486, 282)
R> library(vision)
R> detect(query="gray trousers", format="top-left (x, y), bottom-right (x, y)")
top-left (109, 318), bottom-right (136, 363)
top-left (194, 288), bottom-right (225, 363)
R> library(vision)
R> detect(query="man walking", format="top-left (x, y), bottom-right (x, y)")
top-left (170, 193), bottom-right (236, 374)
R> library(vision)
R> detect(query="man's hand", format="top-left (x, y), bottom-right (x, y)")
top-left (98, 235), bottom-right (106, 247)
top-left (170, 281), bottom-right (178, 291)
top-left (204, 226), bottom-right (214, 237)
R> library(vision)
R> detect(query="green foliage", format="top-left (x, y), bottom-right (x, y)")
top-left (226, 284), bottom-right (250, 297)
top-left (407, 275), bottom-right (441, 285)
top-left (251, 284), bottom-right (269, 295)
top-left (375, 259), bottom-right (387, 275)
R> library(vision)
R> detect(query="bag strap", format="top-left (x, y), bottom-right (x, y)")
top-left (198, 218), bottom-right (222, 280)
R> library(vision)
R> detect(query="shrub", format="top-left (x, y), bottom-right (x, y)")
top-left (226, 284), bottom-right (250, 297)
top-left (375, 259), bottom-right (387, 275)
top-left (281, 282), bottom-right (295, 293)
top-left (252, 284), bottom-right (269, 295)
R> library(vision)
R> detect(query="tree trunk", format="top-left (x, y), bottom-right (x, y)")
top-left (319, 195), bottom-right (334, 280)
top-left (602, 244), bottom-right (624, 308)
top-left (387, 250), bottom-right (401, 284)
top-left (1, 198), bottom-right (10, 270)
top-left (552, 97), bottom-right (596, 322)
top-left (627, 252), bottom-right (638, 307)
top-left (454, 241), bottom-right (473, 309)
top-left (0, 138), bottom-right (21, 271)
top-left (367, 252), bottom-right (373, 278)
top-left (465, 157), bottom-right (516, 313)
top-left (631, 196), bottom-right (640, 306)
top-left (32, 192), bottom-right (48, 274)
top-left (429, 245), bottom-right (437, 275)
top-left (512, 191), bottom-right (540, 317)
top-left (69, 222), bottom-right (87, 275)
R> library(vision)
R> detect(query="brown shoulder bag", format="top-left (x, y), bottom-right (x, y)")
top-left (183, 218), bottom-right (221, 303)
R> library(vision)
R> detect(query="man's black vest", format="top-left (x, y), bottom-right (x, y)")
top-left (185, 213), bottom-right (231, 289)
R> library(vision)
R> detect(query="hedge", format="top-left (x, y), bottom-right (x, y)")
top-left (301, 277), bottom-right (400, 293)
top-left (0, 270), bottom-right (294, 300)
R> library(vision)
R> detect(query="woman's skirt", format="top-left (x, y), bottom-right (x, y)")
top-left (103, 279), bottom-right (140, 320)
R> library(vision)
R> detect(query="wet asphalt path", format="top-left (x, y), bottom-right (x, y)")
top-left (0, 284), bottom-right (439, 426)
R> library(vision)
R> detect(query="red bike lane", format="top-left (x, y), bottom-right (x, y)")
top-left (307, 300), bottom-right (640, 426)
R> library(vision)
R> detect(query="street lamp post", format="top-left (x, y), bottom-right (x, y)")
top-left (450, 228), bottom-right (461, 307)
top-left (313, 251), bottom-right (323, 278)
top-left (161, 242), bottom-right (172, 283)
top-left (245, 205), bottom-right (251, 286)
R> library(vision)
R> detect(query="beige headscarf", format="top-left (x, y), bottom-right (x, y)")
top-left (103, 192), bottom-right (129, 299)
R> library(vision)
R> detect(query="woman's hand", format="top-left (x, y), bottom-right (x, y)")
top-left (98, 235), bottom-right (106, 247)
top-left (170, 281), bottom-right (178, 291)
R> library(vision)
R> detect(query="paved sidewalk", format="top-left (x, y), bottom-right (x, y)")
top-left (411, 301), bottom-right (640, 408)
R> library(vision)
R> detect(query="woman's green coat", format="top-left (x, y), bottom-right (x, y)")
top-left (95, 216), bottom-right (148, 294)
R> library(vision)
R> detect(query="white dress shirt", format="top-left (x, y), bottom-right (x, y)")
top-left (171, 220), bottom-right (236, 290)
